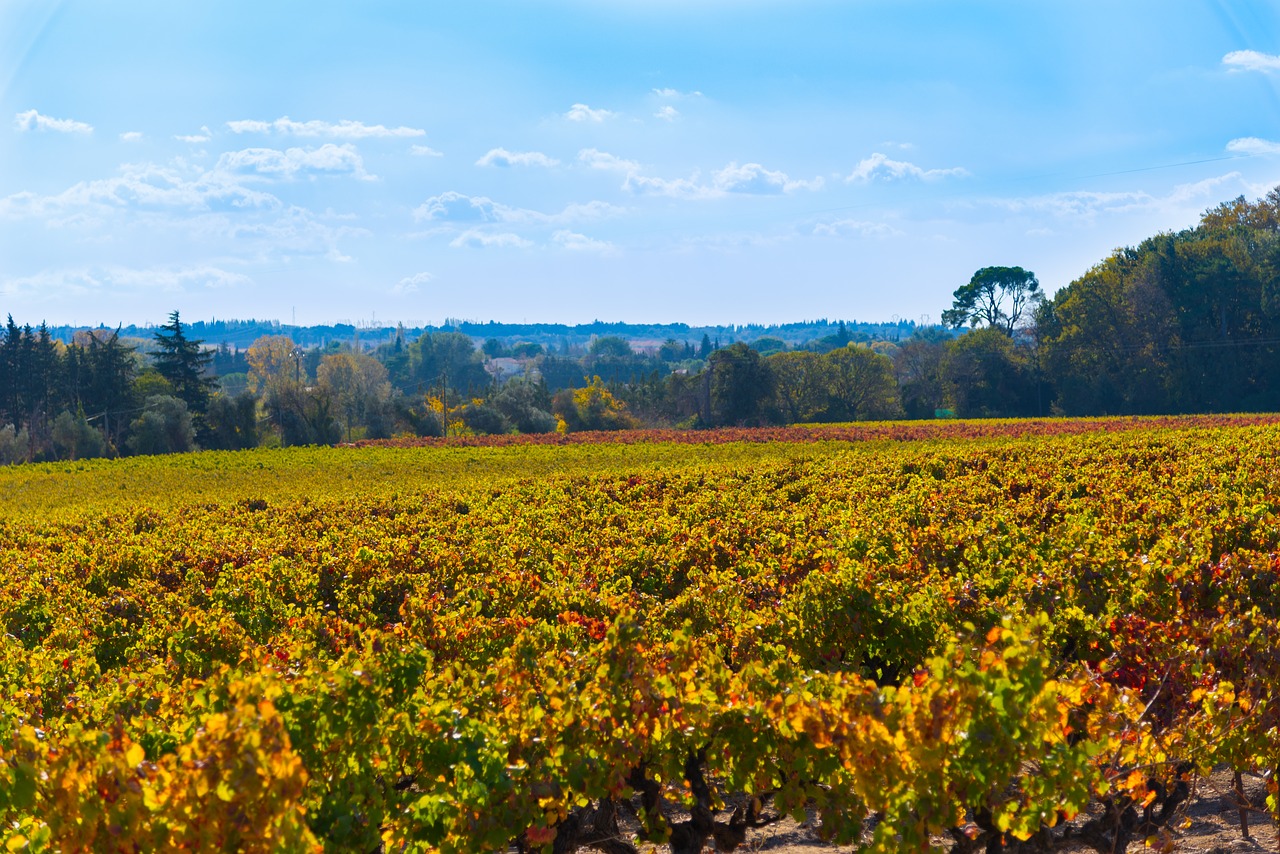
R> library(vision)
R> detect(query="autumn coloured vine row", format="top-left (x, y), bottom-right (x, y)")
top-left (0, 423), bottom-right (1278, 850)
top-left (350, 411), bottom-right (1280, 449)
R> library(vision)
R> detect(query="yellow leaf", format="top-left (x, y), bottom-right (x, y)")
top-left (216, 780), bottom-right (235, 802)
top-left (7, 835), bottom-right (29, 852)
top-left (126, 742), bottom-right (145, 767)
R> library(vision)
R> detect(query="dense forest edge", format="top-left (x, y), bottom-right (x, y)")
top-left (4, 185), bottom-right (1280, 463)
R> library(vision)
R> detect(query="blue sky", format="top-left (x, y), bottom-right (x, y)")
top-left (2, 1), bottom-right (1280, 327)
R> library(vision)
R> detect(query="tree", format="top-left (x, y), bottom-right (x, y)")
top-left (492, 379), bottom-right (557, 433)
top-left (823, 345), bottom-right (902, 421)
top-left (50, 410), bottom-right (107, 461)
top-left (893, 328), bottom-right (951, 419)
top-left (707, 343), bottom-right (775, 427)
top-left (127, 395), bottom-right (196, 456)
top-left (400, 332), bottom-right (489, 404)
top-left (553, 377), bottom-right (636, 432)
top-left (698, 334), bottom-right (713, 359)
top-left (1037, 186), bottom-right (1280, 414)
top-left (942, 266), bottom-right (1042, 336)
top-left (768, 351), bottom-right (830, 423)
top-left (0, 423), bottom-right (30, 465)
top-left (206, 392), bottom-right (260, 450)
top-left (246, 335), bottom-right (302, 394)
top-left (76, 328), bottom-right (137, 450)
top-left (941, 327), bottom-right (1039, 417)
top-left (152, 311), bottom-right (215, 421)
top-left (317, 352), bottom-right (391, 441)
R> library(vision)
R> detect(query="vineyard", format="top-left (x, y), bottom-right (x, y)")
top-left (0, 416), bottom-right (1278, 851)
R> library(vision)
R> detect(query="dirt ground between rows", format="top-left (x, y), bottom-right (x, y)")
top-left (634, 768), bottom-right (1277, 853)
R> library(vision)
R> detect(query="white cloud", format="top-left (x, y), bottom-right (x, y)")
top-left (1226, 137), bottom-right (1280, 155)
top-left (216, 144), bottom-right (374, 181)
top-left (812, 219), bottom-right (901, 238)
top-left (0, 155), bottom-right (366, 263)
top-left (414, 191), bottom-right (622, 225)
top-left (654, 106), bottom-right (680, 122)
top-left (175, 126), bottom-right (212, 143)
top-left (556, 200), bottom-right (626, 221)
top-left (553, 230), bottom-right (614, 253)
top-left (449, 230), bottom-right (532, 249)
top-left (713, 162), bottom-right (823, 194)
top-left (652, 88), bottom-right (703, 98)
top-left (988, 173), bottom-right (1243, 222)
top-left (0, 161), bottom-right (281, 219)
top-left (414, 191), bottom-right (509, 222)
top-left (565, 103), bottom-right (614, 123)
top-left (392, 272), bottom-right (432, 295)
top-left (845, 152), bottom-right (968, 182)
top-left (476, 148), bottom-right (559, 168)
top-left (214, 205), bottom-right (369, 260)
top-left (579, 148), bottom-right (641, 173)
top-left (227, 116), bottom-right (426, 138)
top-left (14, 109), bottom-right (93, 134)
top-left (594, 160), bottom-right (825, 199)
top-left (1223, 50), bottom-right (1280, 73)
top-left (410, 144), bottom-right (444, 157)
top-left (119, 131), bottom-right (144, 142)
top-left (1, 264), bottom-right (251, 299)
top-left (623, 172), bottom-right (719, 200)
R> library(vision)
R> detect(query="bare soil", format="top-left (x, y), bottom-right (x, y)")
top-left (631, 768), bottom-right (1277, 853)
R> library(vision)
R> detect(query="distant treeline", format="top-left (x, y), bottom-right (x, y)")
top-left (4, 186), bottom-right (1280, 462)
top-left (44, 318), bottom-right (919, 353)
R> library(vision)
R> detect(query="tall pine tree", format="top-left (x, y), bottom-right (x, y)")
top-left (153, 311), bottom-right (216, 420)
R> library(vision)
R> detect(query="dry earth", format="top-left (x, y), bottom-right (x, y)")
top-left (607, 769), bottom-right (1277, 853)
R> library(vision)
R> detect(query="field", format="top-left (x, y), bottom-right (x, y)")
top-left (1, 416), bottom-right (1279, 852)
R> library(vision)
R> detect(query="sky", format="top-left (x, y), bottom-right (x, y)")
top-left (2, 1), bottom-right (1280, 328)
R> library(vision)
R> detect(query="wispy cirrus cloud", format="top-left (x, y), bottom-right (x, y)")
top-left (846, 152), bottom-right (968, 182)
top-left (622, 172), bottom-right (719, 200)
top-left (14, 109), bottom-right (93, 134)
top-left (1222, 50), bottom-right (1280, 73)
top-left (1, 264), bottom-right (252, 299)
top-left (1227, 137), bottom-right (1280, 155)
top-left (0, 161), bottom-right (281, 220)
top-left (579, 148), bottom-right (641, 173)
top-left (654, 106), bottom-right (680, 122)
top-left (392, 272), bottom-right (432, 295)
top-left (216, 144), bottom-right (374, 181)
top-left (119, 131), bottom-right (144, 142)
top-left (580, 149), bottom-right (820, 198)
top-left (226, 116), bottom-right (426, 138)
top-left (449, 230), bottom-right (532, 249)
top-left (0, 155), bottom-right (366, 264)
top-left (175, 126), bottom-right (212, 143)
top-left (565, 103), bottom-right (614, 123)
top-left (410, 144), bottom-right (444, 157)
top-left (652, 87), bottom-right (703, 98)
top-left (413, 191), bottom-right (622, 225)
top-left (476, 148), bottom-right (559, 168)
top-left (553, 230), bottom-right (614, 253)
top-left (812, 219), bottom-right (901, 238)
top-left (984, 173), bottom-right (1243, 222)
